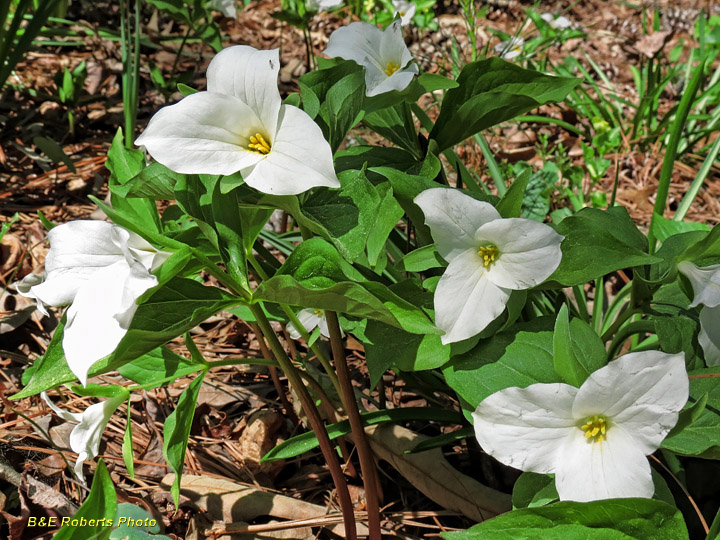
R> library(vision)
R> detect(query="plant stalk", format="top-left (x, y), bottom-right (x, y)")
top-left (325, 311), bottom-right (382, 540)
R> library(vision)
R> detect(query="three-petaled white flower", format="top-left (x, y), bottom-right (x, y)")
top-left (392, 0), bottom-right (416, 26)
top-left (473, 351), bottom-right (689, 502)
top-left (42, 391), bottom-right (126, 483)
top-left (324, 21), bottom-right (419, 97)
top-left (15, 221), bottom-right (169, 385)
top-left (678, 261), bottom-right (720, 366)
top-left (414, 188), bottom-right (563, 344)
top-left (494, 37), bottom-right (525, 60)
top-left (541, 13), bottom-right (572, 30)
top-left (306, 0), bottom-right (343, 11)
top-left (288, 308), bottom-right (331, 340)
top-left (135, 45), bottom-right (340, 195)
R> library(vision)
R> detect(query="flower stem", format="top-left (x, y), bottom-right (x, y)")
top-left (606, 319), bottom-right (655, 359)
top-left (249, 303), bottom-right (357, 540)
top-left (325, 310), bottom-right (382, 540)
top-left (600, 305), bottom-right (639, 343)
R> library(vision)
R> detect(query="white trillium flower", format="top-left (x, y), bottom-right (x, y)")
top-left (135, 46), bottom-right (340, 196)
top-left (473, 351), bottom-right (689, 502)
top-left (678, 261), bottom-right (720, 365)
top-left (15, 221), bottom-right (170, 385)
top-left (324, 21), bottom-right (419, 97)
top-left (42, 391), bottom-right (126, 483)
top-left (414, 188), bottom-right (563, 344)
top-left (288, 308), bottom-right (331, 340)
top-left (392, 0), bottom-right (416, 26)
top-left (211, 0), bottom-right (237, 18)
top-left (494, 37), bottom-right (525, 60)
top-left (306, 0), bottom-right (343, 11)
top-left (541, 13), bottom-right (572, 30)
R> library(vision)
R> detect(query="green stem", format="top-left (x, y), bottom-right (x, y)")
top-left (607, 320), bottom-right (655, 359)
top-left (601, 306), bottom-right (639, 343)
top-left (250, 303), bottom-right (357, 540)
top-left (326, 311), bottom-right (382, 540)
top-left (592, 277), bottom-right (604, 333)
top-left (170, 24), bottom-right (193, 78)
top-left (474, 133), bottom-right (506, 195)
top-left (647, 58), bottom-right (706, 253)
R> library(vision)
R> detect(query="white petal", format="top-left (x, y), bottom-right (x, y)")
top-left (41, 391), bottom-right (83, 422)
top-left (135, 91), bottom-right (266, 176)
top-left (414, 188), bottom-right (501, 262)
top-left (206, 46), bottom-right (282, 138)
top-left (473, 383), bottom-right (577, 473)
top-left (211, 0), bottom-right (236, 18)
top-left (74, 451), bottom-right (88, 482)
top-left (494, 37), bottom-right (524, 59)
top-left (69, 395), bottom-right (126, 459)
top-left (555, 425), bottom-right (653, 502)
top-left (540, 13), bottom-right (554, 23)
top-left (325, 22), bottom-right (386, 68)
top-left (124, 230), bottom-right (172, 272)
top-left (552, 15), bottom-right (572, 29)
top-left (700, 306), bottom-right (720, 366)
top-left (434, 250), bottom-right (510, 344)
top-left (477, 218), bottom-right (564, 290)
top-left (572, 351), bottom-right (688, 454)
top-left (677, 261), bottom-right (720, 308)
top-left (45, 221), bottom-right (124, 272)
top-left (14, 273), bottom-right (50, 316)
top-left (63, 260), bottom-right (158, 385)
top-left (288, 309), bottom-right (322, 339)
top-left (245, 105), bottom-right (340, 195)
top-left (366, 65), bottom-right (417, 97)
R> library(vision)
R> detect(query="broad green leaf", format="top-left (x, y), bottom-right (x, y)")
top-left (111, 162), bottom-right (180, 200)
top-left (164, 372), bottom-right (206, 505)
top-left (512, 472), bottom-right (558, 509)
top-left (553, 305), bottom-right (606, 387)
top-left (443, 317), bottom-right (557, 408)
top-left (430, 59), bottom-right (581, 151)
top-left (254, 238), bottom-right (438, 334)
top-left (117, 347), bottom-right (206, 386)
top-left (366, 182), bottom-right (404, 266)
top-left (325, 69), bottom-right (366, 151)
top-left (400, 244), bottom-right (446, 272)
top-left (548, 207), bottom-right (662, 287)
top-left (54, 459), bottom-right (116, 540)
top-left (442, 499), bottom-right (689, 540)
top-left (651, 305), bottom-right (698, 364)
top-left (33, 135), bottom-right (76, 172)
top-left (262, 407), bottom-right (463, 461)
top-left (363, 102), bottom-right (422, 156)
top-left (663, 369), bottom-right (720, 458)
top-left (110, 503), bottom-right (171, 539)
top-left (496, 168), bottom-right (530, 218)
top-left (680, 224), bottom-right (720, 266)
top-left (298, 59), bottom-right (364, 120)
top-left (416, 72), bottom-right (459, 92)
top-left (654, 214), bottom-right (710, 243)
top-left (335, 145), bottom-right (419, 178)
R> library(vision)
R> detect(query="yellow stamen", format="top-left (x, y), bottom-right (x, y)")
top-left (477, 245), bottom-right (500, 269)
top-left (385, 60), bottom-right (400, 76)
top-left (314, 309), bottom-right (323, 317)
top-left (248, 133), bottom-right (271, 154)
top-left (580, 415), bottom-right (608, 443)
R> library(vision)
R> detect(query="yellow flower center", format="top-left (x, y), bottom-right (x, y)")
top-left (248, 133), bottom-right (271, 154)
top-left (313, 309), bottom-right (323, 317)
top-left (477, 245), bottom-right (500, 269)
top-left (399, 10), bottom-right (405, 15)
top-left (385, 61), bottom-right (400, 76)
top-left (580, 415), bottom-right (608, 443)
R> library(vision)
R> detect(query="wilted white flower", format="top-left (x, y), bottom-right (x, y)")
top-left (136, 46), bottom-right (340, 195)
top-left (288, 308), bottom-right (331, 340)
top-left (306, 0), bottom-right (343, 11)
top-left (541, 12), bottom-right (572, 30)
top-left (414, 188), bottom-right (563, 344)
top-left (211, 0), bottom-right (237, 18)
top-left (392, 0), bottom-right (416, 26)
top-left (494, 36), bottom-right (524, 60)
top-left (324, 21), bottom-right (419, 97)
top-left (473, 352), bottom-right (689, 502)
top-left (15, 221), bottom-right (169, 385)
top-left (42, 391), bottom-right (126, 482)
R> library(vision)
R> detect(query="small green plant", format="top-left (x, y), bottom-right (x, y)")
top-left (53, 60), bottom-right (87, 137)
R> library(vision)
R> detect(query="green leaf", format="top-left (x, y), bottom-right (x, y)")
top-left (680, 224), bottom-right (720, 266)
top-left (406, 427), bottom-right (474, 454)
top-left (54, 459), bottom-right (117, 540)
top-left (335, 145), bottom-right (419, 178)
top-left (363, 102), bottom-right (422, 156)
top-left (163, 371), bottom-right (206, 506)
top-left (443, 317), bottom-right (558, 408)
top-left (254, 238), bottom-right (438, 334)
top-left (33, 136), bottom-right (76, 172)
top-left (654, 215), bottom-right (710, 243)
top-left (663, 369), bottom-right (720, 458)
top-left (548, 207), bottom-right (662, 287)
top-left (177, 83), bottom-right (197, 96)
top-left (262, 407), bottom-right (463, 461)
top-left (430, 58), bottom-right (581, 151)
top-left (400, 244), bottom-right (446, 272)
top-left (553, 305), bottom-right (606, 387)
top-left (122, 400), bottom-right (134, 479)
top-left (442, 499), bottom-right (689, 540)
top-left (118, 347), bottom-right (206, 386)
top-left (365, 320), bottom-right (449, 387)
top-left (112, 162), bottom-right (180, 200)
top-left (110, 503), bottom-right (171, 539)
top-left (496, 168), bottom-right (530, 218)
top-left (416, 72), bottom-right (459, 92)
top-left (366, 183), bottom-right (404, 266)
top-left (512, 472), bottom-right (558, 509)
